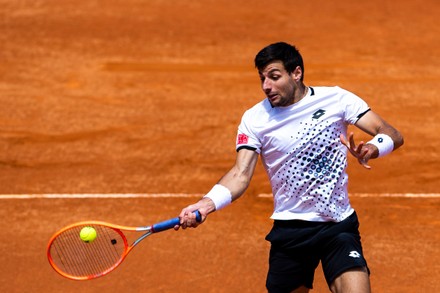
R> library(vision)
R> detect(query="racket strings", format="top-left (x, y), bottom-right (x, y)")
top-left (49, 225), bottom-right (126, 278)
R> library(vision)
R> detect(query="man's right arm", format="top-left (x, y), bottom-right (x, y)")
top-left (177, 148), bottom-right (259, 229)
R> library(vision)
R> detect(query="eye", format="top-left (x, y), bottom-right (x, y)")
top-left (269, 74), bottom-right (281, 81)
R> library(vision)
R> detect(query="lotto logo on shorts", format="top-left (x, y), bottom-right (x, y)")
top-left (349, 251), bottom-right (361, 258)
top-left (237, 134), bottom-right (249, 144)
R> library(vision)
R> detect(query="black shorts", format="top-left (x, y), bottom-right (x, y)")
top-left (265, 212), bottom-right (369, 293)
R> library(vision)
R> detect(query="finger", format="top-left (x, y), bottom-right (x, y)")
top-left (355, 141), bottom-right (365, 154)
top-left (358, 149), bottom-right (372, 169)
top-left (348, 132), bottom-right (356, 149)
top-left (178, 209), bottom-right (190, 229)
top-left (179, 206), bottom-right (194, 223)
top-left (178, 208), bottom-right (188, 224)
top-left (360, 161), bottom-right (372, 169)
top-left (188, 212), bottom-right (199, 227)
top-left (339, 134), bottom-right (349, 146)
top-left (358, 157), bottom-right (371, 169)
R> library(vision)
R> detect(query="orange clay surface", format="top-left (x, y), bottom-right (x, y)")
top-left (1, 0), bottom-right (439, 292)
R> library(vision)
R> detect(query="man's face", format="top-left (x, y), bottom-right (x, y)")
top-left (258, 61), bottom-right (300, 107)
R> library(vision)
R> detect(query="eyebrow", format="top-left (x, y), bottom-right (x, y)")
top-left (259, 68), bottom-right (282, 76)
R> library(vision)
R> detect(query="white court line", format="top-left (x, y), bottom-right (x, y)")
top-left (257, 193), bottom-right (440, 198)
top-left (0, 193), bottom-right (204, 199)
top-left (351, 193), bottom-right (440, 198)
top-left (0, 193), bottom-right (439, 199)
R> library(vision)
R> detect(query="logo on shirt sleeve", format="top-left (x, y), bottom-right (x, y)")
top-left (237, 133), bottom-right (249, 144)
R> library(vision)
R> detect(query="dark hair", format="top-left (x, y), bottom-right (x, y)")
top-left (254, 42), bottom-right (304, 81)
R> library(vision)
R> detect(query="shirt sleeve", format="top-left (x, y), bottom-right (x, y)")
top-left (236, 110), bottom-right (261, 153)
top-left (338, 87), bottom-right (370, 124)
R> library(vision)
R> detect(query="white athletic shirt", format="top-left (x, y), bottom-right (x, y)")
top-left (236, 86), bottom-right (370, 222)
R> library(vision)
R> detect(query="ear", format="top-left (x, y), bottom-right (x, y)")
top-left (291, 66), bottom-right (303, 82)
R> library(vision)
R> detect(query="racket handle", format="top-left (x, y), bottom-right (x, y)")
top-left (152, 210), bottom-right (202, 233)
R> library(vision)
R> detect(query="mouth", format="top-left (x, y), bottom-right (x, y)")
top-left (267, 93), bottom-right (279, 101)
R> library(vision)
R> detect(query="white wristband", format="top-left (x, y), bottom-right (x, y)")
top-left (203, 184), bottom-right (232, 211)
top-left (367, 134), bottom-right (394, 157)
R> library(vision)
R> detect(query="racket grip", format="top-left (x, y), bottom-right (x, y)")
top-left (152, 210), bottom-right (202, 233)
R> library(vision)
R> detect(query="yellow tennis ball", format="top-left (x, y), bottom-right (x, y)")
top-left (79, 226), bottom-right (97, 243)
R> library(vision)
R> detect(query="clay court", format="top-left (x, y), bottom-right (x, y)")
top-left (1, 0), bottom-right (439, 292)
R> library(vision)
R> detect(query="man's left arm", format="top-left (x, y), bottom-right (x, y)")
top-left (340, 110), bottom-right (404, 169)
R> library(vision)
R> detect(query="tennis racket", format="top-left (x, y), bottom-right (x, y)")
top-left (47, 210), bottom-right (201, 280)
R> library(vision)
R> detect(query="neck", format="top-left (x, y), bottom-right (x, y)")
top-left (293, 84), bottom-right (308, 104)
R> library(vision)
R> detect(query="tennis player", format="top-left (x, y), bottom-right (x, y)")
top-left (177, 42), bottom-right (404, 293)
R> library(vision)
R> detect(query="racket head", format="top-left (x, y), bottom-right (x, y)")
top-left (47, 221), bottom-right (138, 280)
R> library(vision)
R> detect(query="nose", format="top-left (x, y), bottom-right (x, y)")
top-left (262, 78), bottom-right (272, 93)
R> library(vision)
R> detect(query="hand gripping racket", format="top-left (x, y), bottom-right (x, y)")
top-left (47, 211), bottom-right (201, 280)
